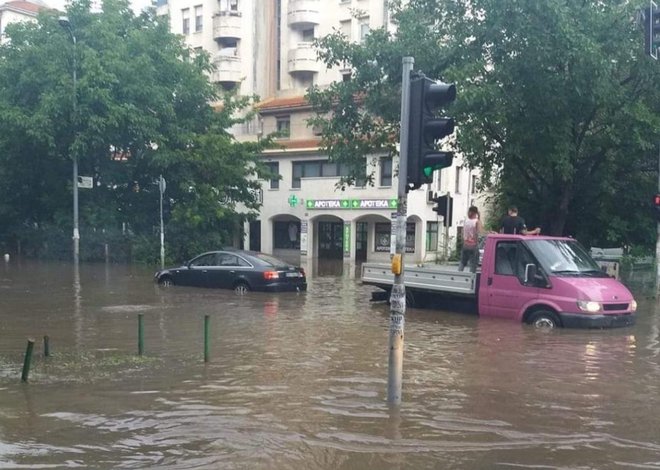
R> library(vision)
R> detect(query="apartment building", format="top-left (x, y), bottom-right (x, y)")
top-left (157, 0), bottom-right (486, 268)
top-left (0, 0), bottom-right (44, 43)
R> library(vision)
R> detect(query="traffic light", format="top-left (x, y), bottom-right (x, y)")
top-left (432, 194), bottom-right (453, 227)
top-left (653, 193), bottom-right (660, 220)
top-left (406, 73), bottom-right (456, 191)
top-left (644, 1), bottom-right (660, 59)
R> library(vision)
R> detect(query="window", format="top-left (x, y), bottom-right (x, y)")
top-left (340, 20), bottom-right (351, 39)
top-left (375, 223), bottom-right (415, 253)
top-left (426, 222), bottom-right (439, 251)
top-left (359, 21), bottom-right (370, 43)
top-left (471, 174), bottom-right (478, 194)
top-left (262, 161), bottom-right (280, 189)
top-left (455, 166), bottom-right (461, 193)
top-left (182, 8), bottom-right (190, 34)
top-left (302, 28), bottom-right (314, 41)
top-left (341, 71), bottom-right (352, 82)
top-left (190, 253), bottom-right (217, 267)
top-left (229, 0), bottom-right (238, 11)
top-left (217, 253), bottom-right (240, 266)
top-left (291, 160), bottom-right (350, 188)
top-left (276, 116), bottom-right (290, 138)
top-left (194, 5), bottom-right (203, 32)
top-left (273, 221), bottom-right (300, 249)
top-left (380, 157), bottom-right (392, 187)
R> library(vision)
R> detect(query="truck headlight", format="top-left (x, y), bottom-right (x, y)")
top-left (577, 300), bottom-right (602, 313)
top-left (631, 300), bottom-right (637, 312)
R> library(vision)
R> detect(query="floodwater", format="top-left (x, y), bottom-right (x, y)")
top-left (1, 260), bottom-right (660, 469)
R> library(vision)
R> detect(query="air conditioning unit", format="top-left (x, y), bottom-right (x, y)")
top-left (427, 191), bottom-right (437, 204)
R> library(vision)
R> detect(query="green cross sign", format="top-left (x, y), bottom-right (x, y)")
top-left (288, 195), bottom-right (299, 207)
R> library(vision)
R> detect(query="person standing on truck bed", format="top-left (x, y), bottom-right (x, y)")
top-left (458, 206), bottom-right (484, 273)
top-left (500, 206), bottom-right (541, 235)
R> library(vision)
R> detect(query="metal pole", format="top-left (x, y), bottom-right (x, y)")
top-left (656, 143), bottom-right (660, 297)
top-left (59, 18), bottom-right (79, 264)
top-left (387, 56), bottom-right (414, 406)
top-left (138, 314), bottom-right (144, 356)
top-left (444, 191), bottom-right (450, 261)
top-left (43, 335), bottom-right (50, 358)
top-left (159, 175), bottom-right (165, 269)
top-left (204, 314), bottom-right (210, 362)
top-left (21, 338), bottom-right (35, 382)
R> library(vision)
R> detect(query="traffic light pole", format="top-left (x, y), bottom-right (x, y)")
top-left (387, 56), bottom-right (414, 406)
top-left (444, 191), bottom-right (450, 261)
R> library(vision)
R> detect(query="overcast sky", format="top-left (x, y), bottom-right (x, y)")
top-left (31, 0), bottom-right (154, 15)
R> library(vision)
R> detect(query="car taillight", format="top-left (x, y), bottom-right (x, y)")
top-left (263, 271), bottom-right (279, 280)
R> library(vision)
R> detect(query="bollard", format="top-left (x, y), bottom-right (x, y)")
top-left (138, 314), bottom-right (144, 356)
top-left (204, 315), bottom-right (210, 362)
top-left (43, 335), bottom-right (50, 358)
top-left (21, 338), bottom-right (35, 382)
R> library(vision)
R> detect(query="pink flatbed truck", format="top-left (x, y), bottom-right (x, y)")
top-left (361, 234), bottom-right (637, 329)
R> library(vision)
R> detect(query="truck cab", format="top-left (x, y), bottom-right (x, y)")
top-left (479, 235), bottom-right (637, 328)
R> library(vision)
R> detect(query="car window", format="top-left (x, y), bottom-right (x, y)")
top-left (236, 256), bottom-right (251, 267)
top-left (253, 253), bottom-right (290, 268)
top-left (495, 241), bottom-right (516, 276)
top-left (217, 253), bottom-right (240, 266)
top-left (190, 253), bottom-right (217, 267)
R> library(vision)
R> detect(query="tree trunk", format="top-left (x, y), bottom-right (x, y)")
top-left (548, 184), bottom-right (573, 236)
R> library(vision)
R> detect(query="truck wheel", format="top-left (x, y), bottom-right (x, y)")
top-left (529, 310), bottom-right (560, 329)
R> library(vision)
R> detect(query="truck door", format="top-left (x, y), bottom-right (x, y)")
top-left (481, 240), bottom-right (539, 320)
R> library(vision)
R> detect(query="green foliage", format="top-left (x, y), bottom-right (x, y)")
top-left (0, 0), bottom-right (273, 262)
top-left (309, 0), bottom-right (660, 249)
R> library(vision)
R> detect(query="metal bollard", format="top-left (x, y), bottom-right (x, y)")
top-left (138, 314), bottom-right (144, 356)
top-left (204, 315), bottom-right (210, 363)
top-left (43, 335), bottom-right (50, 357)
top-left (21, 338), bottom-right (35, 382)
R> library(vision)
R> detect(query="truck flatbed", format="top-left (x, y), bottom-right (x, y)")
top-left (361, 262), bottom-right (478, 296)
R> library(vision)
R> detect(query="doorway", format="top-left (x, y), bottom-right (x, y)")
top-left (355, 222), bottom-right (367, 262)
top-left (249, 221), bottom-right (261, 252)
top-left (318, 221), bottom-right (343, 260)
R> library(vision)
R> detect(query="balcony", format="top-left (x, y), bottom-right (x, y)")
top-left (287, 42), bottom-right (319, 74)
top-left (211, 55), bottom-right (242, 83)
top-left (213, 11), bottom-right (242, 40)
top-left (287, 0), bottom-right (320, 29)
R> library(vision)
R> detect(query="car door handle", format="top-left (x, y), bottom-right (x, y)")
top-left (202, 269), bottom-right (208, 273)
top-left (230, 270), bottom-right (235, 274)
top-left (487, 277), bottom-right (493, 286)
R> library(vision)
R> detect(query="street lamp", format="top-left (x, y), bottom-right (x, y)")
top-left (58, 16), bottom-right (79, 264)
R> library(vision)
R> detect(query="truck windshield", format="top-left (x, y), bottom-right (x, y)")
top-left (524, 239), bottom-right (606, 276)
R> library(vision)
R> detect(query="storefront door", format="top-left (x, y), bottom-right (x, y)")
top-left (318, 222), bottom-right (343, 260)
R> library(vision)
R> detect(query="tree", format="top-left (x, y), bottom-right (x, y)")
top-left (0, 0), bottom-right (272, 261)
top-left (308, 0), bottom-right (660, 249)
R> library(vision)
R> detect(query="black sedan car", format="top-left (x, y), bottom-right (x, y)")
top-left (154, 250), bottom-right (306, 293)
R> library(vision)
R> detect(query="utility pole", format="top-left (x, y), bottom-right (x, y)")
top-left (159, 175), bottom-right (166, 269)
top-left (656, 144), bottom-right (660, 297)
top-left (387, 56), bottom-right (413, 406)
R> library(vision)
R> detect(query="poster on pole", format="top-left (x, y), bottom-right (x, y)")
top-left (77, 176), bottom-right (93, 189)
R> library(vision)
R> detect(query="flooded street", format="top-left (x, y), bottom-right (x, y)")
top-left (1, 260), bottom-right (660, 469)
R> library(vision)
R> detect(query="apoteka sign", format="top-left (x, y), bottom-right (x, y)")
top-left (305, 198), bottom-right (397, 210)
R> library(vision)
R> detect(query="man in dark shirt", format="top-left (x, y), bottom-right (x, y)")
top-left (500, 206), bottom-right (541, 235)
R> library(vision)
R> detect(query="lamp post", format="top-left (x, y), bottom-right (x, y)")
top-left (58, 16), bottom-right (79, 264)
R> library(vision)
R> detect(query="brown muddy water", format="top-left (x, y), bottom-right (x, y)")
top-left (1, 260), bottom-right (659, 469)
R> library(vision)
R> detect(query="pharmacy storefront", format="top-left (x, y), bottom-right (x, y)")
top-left (257, 196), bottom-right (428, 267)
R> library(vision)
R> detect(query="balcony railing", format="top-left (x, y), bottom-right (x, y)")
top-left (211, 55), bottom-right (242, 83)
top-left (287, 0), bottom-right (320, 29)
top-left (287, 42), bottom-right (319, 74)
top-left (213, 10), bottom-right (242, 40)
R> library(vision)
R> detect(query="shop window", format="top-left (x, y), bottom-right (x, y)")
top-left (375, 222), bottom-right (415, 253)
top-left (273, 221), bottom-right (300, 249)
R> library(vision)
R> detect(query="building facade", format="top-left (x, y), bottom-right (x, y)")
top-left (157, 0), bottom-right (487, 267)
top-left (0, 0), bottom-right (43, 43)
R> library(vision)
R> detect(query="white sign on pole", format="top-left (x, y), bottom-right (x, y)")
top-left (77, 176), bottom-right (93, 189)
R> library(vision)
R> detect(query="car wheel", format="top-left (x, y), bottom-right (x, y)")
top-left (529, 310), bottom-right (560, 329)
top-left (234, 282), bottom-right (250, 295)
top-left (158, 276), bottom-right (174, 287)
